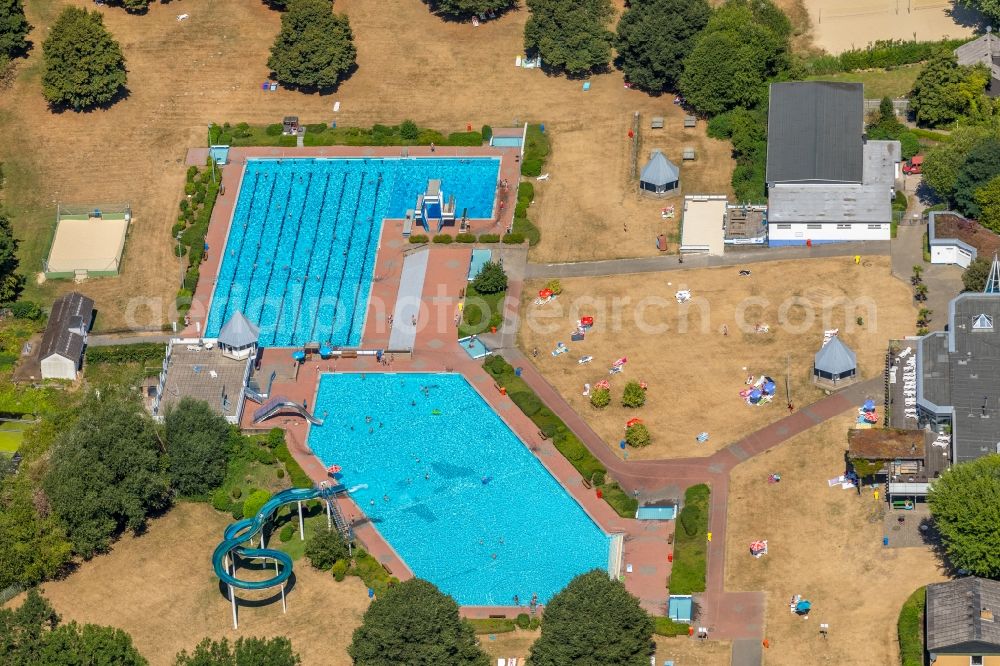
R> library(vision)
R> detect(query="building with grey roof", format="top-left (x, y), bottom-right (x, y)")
top-left (926, 577), bottom-right (1000, 662)
top-left (916, 266), bottom-right (1000, 464)
top-left (765, 82), bottom-right (900, 247)
top-left (955, 30), bottom-right (1000, 97)
top-left (813, 335), bottom-right (857, 385)
top-left (39, 292), bottom-right (94, 381)
top-left (639, 151), bottom-right (680, 196)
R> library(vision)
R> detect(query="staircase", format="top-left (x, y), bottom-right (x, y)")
top-left (327, 499), bottom-right (351, 539)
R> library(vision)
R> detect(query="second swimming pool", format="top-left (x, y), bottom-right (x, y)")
top-left (308, 372), bottom-right (610, 606)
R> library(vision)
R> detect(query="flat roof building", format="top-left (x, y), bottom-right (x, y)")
top-left (680, 195), bottom-right (726, 256)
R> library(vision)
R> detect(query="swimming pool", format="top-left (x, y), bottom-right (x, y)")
top-left (458, 335), bottom-right (489, 359)
top-left (467, 248), bottom-right (491, 281)
top-left (490, 136), bottom-right (523, 148)
top-left (308, 372), bottom-right (610, 605)
top-left (206, 157), bottom-right (500, 347)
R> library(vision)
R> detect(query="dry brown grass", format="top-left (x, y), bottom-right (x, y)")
top-left (1, 0), bottom-right (733, 329)
top-left (518, 257), bottom-right (914, 459)
top-left (725, 414), bottom-right (946, 665)
top-left (10, 502), bottom-right (370, 666)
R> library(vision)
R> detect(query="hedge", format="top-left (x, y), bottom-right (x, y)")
top-left (670, 484), bottom-right (711, 594)
top-left (408, 234), bottom-right (429, 244)
top-left (803, 37), bottom-right (973, 76)
top-left (478, 233), bottom-right (500, 243)
top-left (86, 343), bottom-right (165, 365)
top-left (898, 586), bottom-right (926, 666)
top-left (466, 618), bottom-right (516, 634)
top-left (513, 217), bottom-right (541, 246)
top-left (502, 233), bottom-right (525, 244)
top-left (521, 124), bottom-right (550, 177)
top-left (432, 234), bottom-right (454, 244)
top-left (653, 616), bottom-right (690, 637)
top-left (274, 440), bottom-right (313, 488)
top-left (211, 121), bottom-right (481, 148)
top-left (482, 354), bottom-right (642, 517)
top-left (455, 233), bottom-right (477, 243)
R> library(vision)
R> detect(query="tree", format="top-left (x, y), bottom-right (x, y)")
top-left (679, 0), bottom-right (792, 116)
top-left (41, 7), bottom-right (127, 110)
top-left (43, 395), bottom-right (171, 558)
top-left (304, 526), bottom-right (349, 570)
top-left (524, 0), bottom-right (615, 76)
top-left (0, 474), bottom-right (74, 589)
top-left (615, 0), bottom-right (711, 93)
top-left (625, 423), bottom-right (651, 448)
top-left (621, 381), bottom-right (646, 408)
top-left (424, 0), bottom-right (515, 18)
top-left (867, 96), bottom-right (920, 159)
top-left (0, 214), bottom-right (23, 304)
top-left (910, 52), bottom-right (991, 127)
top-left (922, 126), bottom-right (993, 204)
top-left (590, 387), bottom-right (611, 408)
top-left (268, 0), bottom-right (356, 91)
top-left (165, 397), bottom-right (233, 497)
top-left (174, 636), bottom-right (301, 666)
top-left (0, 0), bottom-right (30, 61)
top-left (963, 256), bottom-right (992, 292)
top-left (976, 174), bottom-right (1000, 233)
top-left (954, 138), bottom-right (1000, 218)
top-left (349, 579), bottom-right (488, 665)
top-left (928, 454), bottom-right (1000, 577)
top-left (471, 260), bottom-right (507, 294)
top-left (528, 570), bottom-right (654, 666)
top-left (0, 590), bottom-right (147, 665)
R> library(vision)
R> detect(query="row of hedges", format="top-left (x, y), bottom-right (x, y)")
top-left (670, 483), bottom-right (711, 595)
top-left (269, 428), bottom-right (313, 489)
top-left (173, 163), bottom-right (221, 313)
top-left (85, 342), bottom-right (165, 365)
top-left (804, 37), bottom-right (973, 76)
top-left (513, 181), bottom-right (541, 246)
top-left (210, 121), bottom-right (483, 148)
top-left (897, 586), bottom-right (926, 666)
top-left (483, 354), bottom-right (638, 517)
top-left (521, 124), bottom-right (550, 177)
top-left (408, 233), bottom-right (526, 245)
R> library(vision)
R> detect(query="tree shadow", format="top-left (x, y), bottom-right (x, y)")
top-left (46, 85), bottom-right (131, 114)
top-left (945, 1), bottom-right (989, 30)
top-left (421, 0), bottom-right (520, 23)
top-left (915, 179), bottom-right (942, 207)
top-left (269, 63), bottom-right (360, 96)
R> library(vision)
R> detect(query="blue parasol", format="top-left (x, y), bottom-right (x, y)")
top-left (763, 381), bottom-right (776, 395)
top-left (319, 345), bottom-right (332, 358)
top-left (863, 399), bottom-right (876, 411)
top-left (292, 350), bottom-right (305, 361)
top-left (749, 389), bottom-right (762, 401)
top-left (796, 600), bottom-right (811, 613)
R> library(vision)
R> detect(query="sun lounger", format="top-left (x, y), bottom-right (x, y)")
top-left (498, 659), bottom-right (506, 666)
top-left (578, 356), bottom-right (593, 364)
top-left (609, 366), bottom-right (623, 375)
top-left (536, 173), bottom-right (549, 181)
top-left (176, 13), bottom-right (189, 21)
top-left (552, 344), bottom-right (569, 356)
top-left (209, 370), bottom-right (218, 378)
top-left (186, 345), bottom-right (201, 352)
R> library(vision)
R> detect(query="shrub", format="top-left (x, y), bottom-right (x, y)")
top-left (621, 381), bottom-right (646, 408)
top-left (432, 234), bottom-right (454, 244)
top-left (625, 423), bottom-right (651, 447)
top-left (276, 468), bottom-right (285, 479)
top-left (266, 427), bottom-right (285, 449)
top-left (408, 234), bottom-right (429, 244)
top-left (305, 123), bottom-right (327, 134)
top-left (545, 279), bottom-right (562, 295)
top-left (483, 354), bottom-right (511, 377)
top-left (512, 217), bottom-right (541, 246)
top-left (529, 617), bottom-right (540, 630)
top-left (447, 131), bottom-right (483, 146)
top-left (242, 490), bottom-right (271, 519)
top-left (481, 124), bottom-right (493, 141)
top-left (9, 300), bottom-right (43, 320)
top-left (306, 527), bottom-right (349, 570)
top-left (332, 558), bottom-right (348, 581)
top-left (211, 488), bottom-right (231, 513)
top-left (521, 158), bottom-right (543, 177)
top-left (85, 343), bottom-right (165, 365)
top-left (230, 487), bottom-right (242, 500)
top-left (400, 119), bottom-right (419, 140)
top-left (502, 233), bottom-right (525, 244)
top-left (274, 441), bottom-right (312, 488)
top-left (516, 613), bottom-right (531, 629)
top-left (186, 166), bottom-right (198, 182)
top-left (478, 233), bottom-right (500, 243)
top-left (898, 587), bottom-right (926, 666)
top-left (455, 233), bottom-right (476, 243)
top-left (279, 524), bottom-right (295, 542)
top-left (590, 388), bottom-right (611, 408)
top-left (265, 123), bottom-right (283, 136)
top-left (472, 260), bottom-right (507, 294)
top-left (592, 470), bottom-right (606, 486)
top-left (510, 391), bottom-right (543, 416)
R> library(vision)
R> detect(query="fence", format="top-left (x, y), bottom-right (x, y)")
top-left (818, 0), bottom-right (953, 22)
top-left (45, 202), bottom-right (132, 279)
top-left (863, 98), bottom-right (910, 115)
top-left (56, 202), bottom-right (131, 222)
top-left (629, 112), bottom-right (641, 181)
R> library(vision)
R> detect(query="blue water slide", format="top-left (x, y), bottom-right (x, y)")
top-left (212, 485), bottom-right (341, 590)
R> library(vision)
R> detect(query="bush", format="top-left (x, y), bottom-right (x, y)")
top-left (446, 131), bottom-right (484, 146)
top-left (432, 234), bottom-right (454, 244)
top-left (400, 120), bottom-right (419, 140)
top-left (898, 586), bottom-right (926, 666)
top-left (521, 158), bottom-right (543, 177)
top-left (529, 617), bottom-right (540, 630)
top-left (592, 470), bottom-right (606, 486)
top-left (544, 279), bottom-right (562, 295)
top-left (408, 234), bottom-right (429, 244)
top-left (8, 300), bottom-right (43, 320)
top-left (478, 233), bottom-right (500, 243)
top-left (621, 381), bottom-right (646, 408)
top-left (231, 486), bottom-right (242, 500)
top-left (266, 123), bottom-right (283, 136)
top-left (483, 354), bottom-right (511, 377)
top-left (306, 527), bottom-right (349, 570)
top-left (332, 558), bottom-right (348, 581)
top-left (242, 490), bottom-right (271, 519)
top-left (279, 524), bottom-right (295, 542)
top-left (502, 233), bottom-right (525, 244)
top-left (276, 468), bottom-right (285, 479)
top-left (516, 613), bottom-right (531, 629)
top-left (211, 488), bottom-right (231, 513)
top-left (85, 343), bottom-right (165, 365)
top-left (481, 125), bottom-right (493, 141)
top-left (454, 233), bottom-right (476, 243)
top-left (266, 427), bottom-right (285, 449)
top-left (274, 441), bottom-right (312, 488)
top-left (625, 423), bottom-right (650, 447)
top-left (590, 388), bottom-right (611, 408)
top-left (600, 482), bottom-right (639, 516)
top-left (510, 391), bottom-right (543, 416)
top-left (472, 260), bottom-right (507, 294)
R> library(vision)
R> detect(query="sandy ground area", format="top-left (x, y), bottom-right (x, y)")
top-left (482, 629), bottom-right (732, 664)
top-left (725, 414), bottom-right (946, 665)
top-left (517, 257), bottom-right (915, 460)
top-left (2, 0), bottom-right (733, 330)
top-left (799, 0), bottom-right (980, 53)
top-left (8, 503), bottom-right (371, 666)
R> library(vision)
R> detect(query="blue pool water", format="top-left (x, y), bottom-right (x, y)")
top-left (308, 373), bottom-right (610, 605)
top-left (458, 336), bottom-right (489, 359)
top-left (467, 248), bottom-right (491, 281)
top-left (490, 136), bottom-right (523, 148)
top-left (206, 157), bottom-right (500, 347)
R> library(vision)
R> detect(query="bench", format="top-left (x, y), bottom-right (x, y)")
top-left (682, 148), bottom-right (696, 161)
top-left (537, 429), bottom-right (549, 441)
top-left (650, 116), bottom-right (664, 129)
top-left (684, 115), bottom-right (696, 128)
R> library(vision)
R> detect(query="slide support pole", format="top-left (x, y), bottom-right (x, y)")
top-left (298, 500), bottom-right (304, 540)
top-left (227, 552), bottom-right (238, 629)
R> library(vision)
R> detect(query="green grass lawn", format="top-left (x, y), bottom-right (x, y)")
top-left (669, 484), bottom-right (711, 594)
top-left (0, 423), bottom-right (26, 453)
top-left (270, 504), bottom-right (329, 560)
top-left (459, 287), bottom-right (505, 338)
top-left (806, 65), bottom-right (921, 101)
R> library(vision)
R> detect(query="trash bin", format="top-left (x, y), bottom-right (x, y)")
top-left (515, 367), bottom-right (522, 377)
top-left (882, 536), bottom-right (889, 547)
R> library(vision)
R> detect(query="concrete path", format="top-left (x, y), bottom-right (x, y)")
top-left (890, 222), bottom-right (964, 332)
top-left (526, 241), bottom-right (890, 279)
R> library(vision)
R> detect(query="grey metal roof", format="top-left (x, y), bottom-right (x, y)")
top-left (927, 577), bottom-right (1000, 653)
top-left (766, 140), bottom-right (898, 224)
top-left (766, 82), bottom-right (864, 185)
top-left (640, 152), bottom-right (680, 187)
top-left (956, 33), bottom-right (1000, 80)
top-left (218, 311), bottom-right (260, 349)
top-left (39, 292), bottom-right (94, 362)
top-left (814, 336), bottom-right (856, 375)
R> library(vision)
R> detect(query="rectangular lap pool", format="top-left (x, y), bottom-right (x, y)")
top-left (206, 157), bottom-right (500, 347)
top-left (308, 372), bottom-right (610, 606)
top-left (490, 136), bottom-right (523, 148)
